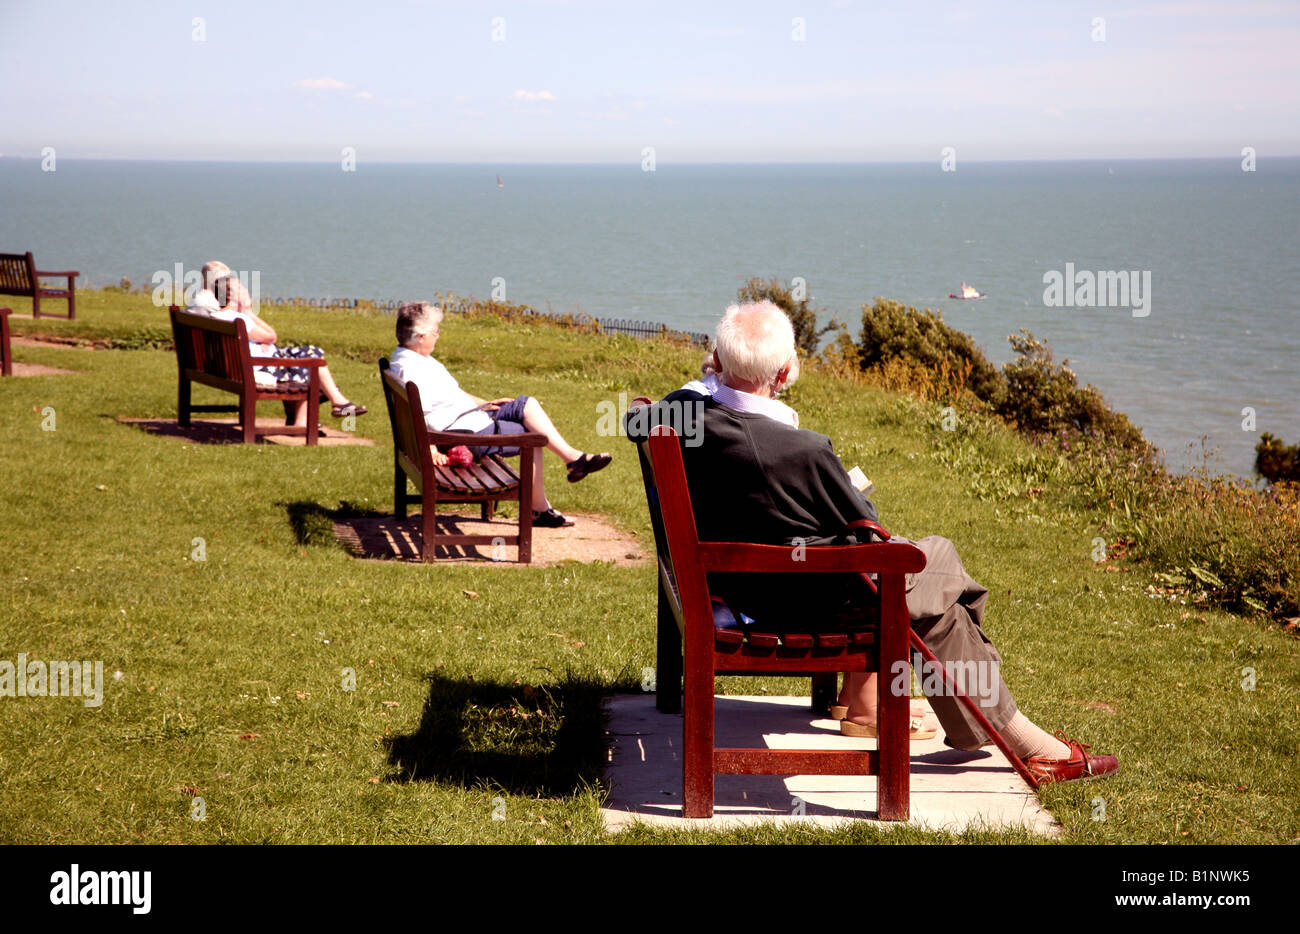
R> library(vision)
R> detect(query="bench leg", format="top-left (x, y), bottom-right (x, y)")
top-left (682, 642), bottom-right (715, 819)
top-left (811, 672), bottom-right (837, 716)
top-left (421, 488), bottom-right (437, 563)
top-left (241, 390), bottom-right (256, 444)
top-left (177, 376), bottom-right (191, 426)
top-left (67, 286), bottom-right (75, 321)
top-left (32, 292), bottom-right (40, 320)
top-left (656, 579), bottom-right (682, 714)
top-left (305, 372), bottom-right (320, 445)
top-left (876, 574), bottom-right (910, 821)
top-left (394, 462), bottom-right (407, 520)
top-left (517, 448), bottom-right (534, 563)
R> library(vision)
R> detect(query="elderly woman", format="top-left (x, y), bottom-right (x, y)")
top-left (388, 301), bottom-right (611, 528)
top-left (207, 269), bottom-right (366, 422)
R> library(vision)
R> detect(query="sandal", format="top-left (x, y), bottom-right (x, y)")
top-left (332, 402), bottom-right (368, 417)
top-left (839, 716), bottom-right (937, 741)
top-left (830, 699), bottom-right (931, 722)
top-left (531, 508), bottom-right (575, 528)
top-left (566, 452), bottom-right (612, 483)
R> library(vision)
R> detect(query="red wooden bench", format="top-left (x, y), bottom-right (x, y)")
top-left (379, 358), bottom-right (547, 563)
top-left (635, 420), bottom-right (928, 820)
top-left (0, 252), bottom-right (79, 320)
top-left (1, 308), bottom-right (11, 377)
top-left (169, 305), bottom-right (323, 445)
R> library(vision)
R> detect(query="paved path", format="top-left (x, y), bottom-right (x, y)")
top-left (601, 693), bottom-right (1061, 836)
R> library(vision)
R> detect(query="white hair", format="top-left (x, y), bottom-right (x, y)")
top-left (396, 301), bottom-right (443, 347)
top-left (714, 301), bottom-right (798, 388)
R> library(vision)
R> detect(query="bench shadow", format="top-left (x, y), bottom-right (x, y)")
top-left (384, 673), bottom-right (609, 796)
top-left (286, 500), bottom-right (524, 562)
top-left (117, 416), bottom-right (373, 446)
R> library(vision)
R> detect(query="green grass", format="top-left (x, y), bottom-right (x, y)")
top-left (1, 291), bottom-right (1297, 844)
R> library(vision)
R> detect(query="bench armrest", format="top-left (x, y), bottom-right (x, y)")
top-left (249, 356), bottom-right (326, 368)
top-left (35, 269), bottom-right (79, 278)
top-left (425, 429), bottom-right (549, 448)
top-left (696, 540), bottom-right (925, 575)
top-left (845, 518), bottom-right (891, 541)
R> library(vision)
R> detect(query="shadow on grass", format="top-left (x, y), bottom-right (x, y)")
top-left (384, 673), bottom-right (610, 796)
top-left (283, 500), bottom-right (386, 546)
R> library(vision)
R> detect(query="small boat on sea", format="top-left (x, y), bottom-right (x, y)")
top-left (949, 282), bottom-right (985, 299)
top-left (496, 174), bottom-right (504, 189)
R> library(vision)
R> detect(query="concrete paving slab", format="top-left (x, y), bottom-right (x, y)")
top-left (601, 693), bottom-right (1061, 836)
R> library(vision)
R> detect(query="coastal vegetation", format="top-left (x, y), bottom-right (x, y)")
top-left (0, 287), bottom-right (1295, 844)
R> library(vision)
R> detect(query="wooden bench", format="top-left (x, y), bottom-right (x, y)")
top-left (634, 417), bottom-right (928, 820)
top-left (0, 252), bottom-right (79, 320)
top-left (169, 306), bottom-right (323, 445)
top-left (379, 358), bottom-right (548, 563)
top-left (1, 308), bottom-right (11, 377)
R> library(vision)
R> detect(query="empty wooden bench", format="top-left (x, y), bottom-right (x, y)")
top-left (169, 305), bottom-right (323, 445)
top-left (633, 415), bottom-right (928, 820)
top-left (379, 358), bottom-right (547, 563)
top-left (0, 252), bottom-right (80, 320)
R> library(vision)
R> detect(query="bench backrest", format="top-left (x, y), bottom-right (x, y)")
top-left (0, 253), bottom-right (35, 295)
top-left (637, 426), bottom-right (709, 640)
top-left (378, 358), bottom-right (434, 486)
top-left (169, 306), bottom-right (254, 392)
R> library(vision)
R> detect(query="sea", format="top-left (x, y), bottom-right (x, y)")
top-left (2, 158), bottom-right (1297, 477)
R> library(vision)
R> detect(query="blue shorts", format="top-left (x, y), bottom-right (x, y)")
top-left (441, 395), bottom-right (531, 459)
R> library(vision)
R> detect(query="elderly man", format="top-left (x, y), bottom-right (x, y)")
top-left (633, 300), bottom-right (1119, 784)
top-left (388, 301), bottom-right (612, 528)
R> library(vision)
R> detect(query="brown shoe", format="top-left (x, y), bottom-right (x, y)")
top-left (1026, 730), bottom-right (1120, 785)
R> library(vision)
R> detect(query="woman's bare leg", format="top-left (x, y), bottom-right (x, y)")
top-left (288, 365), bottom-right (351, 427)
top-left (520, 397), bottom-right (601, 464)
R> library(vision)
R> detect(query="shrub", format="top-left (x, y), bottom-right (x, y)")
top-left (852, 298), bottom-right (1005, 405)
top-left (996, 330), bottom-right (1148, 453)
top-left (736, 277), bottom-right (836, 359)
top-left (1255, 432), bottom-right (1300, 485)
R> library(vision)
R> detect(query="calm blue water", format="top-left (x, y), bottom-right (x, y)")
top-left (2, 158), bottom-right (1297, 475)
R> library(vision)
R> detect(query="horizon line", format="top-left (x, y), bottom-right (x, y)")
top-left (3, 154), bottom-right (1298, 166)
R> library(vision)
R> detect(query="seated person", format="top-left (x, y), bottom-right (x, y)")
top-left (388, 301), bottom-right (612, 529)
top-left (629, 300), bottom-right (1119, 785)
top-left (208, 270), bottom-right (367, 422)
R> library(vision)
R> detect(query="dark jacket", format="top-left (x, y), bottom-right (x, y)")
top-left (628, 390), bottom-right (881, 625)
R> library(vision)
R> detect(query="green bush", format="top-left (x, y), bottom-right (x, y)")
top-left (1255, 432), bottom-right (1300, 484)
top-left (851, 298), bottom-right (1004, 404)
top-left (996, 330), bottom-right (1148, 453)
top-left (737, 277), bottom-right (836, 359)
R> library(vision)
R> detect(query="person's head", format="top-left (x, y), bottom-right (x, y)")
top-left (713, 301), bottom-right (799, 396)
top-left (396, 301), bottom-right (444, 354)
top-left (700, 349), bottom-right (717, 378)
top-left (201, 260), bottom-right (230, 292)
top-left (211, 273), bottom-right (238, 310)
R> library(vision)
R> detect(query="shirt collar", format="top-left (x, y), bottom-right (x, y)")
top-left (712, 382), bottom-right (799, 428)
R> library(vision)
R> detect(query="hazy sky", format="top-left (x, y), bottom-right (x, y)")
top-left (3, 0), bottom-right (1297, 162)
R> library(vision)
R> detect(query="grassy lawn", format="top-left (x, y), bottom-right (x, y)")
top-left (1, 291), bottom-right (1296, 844)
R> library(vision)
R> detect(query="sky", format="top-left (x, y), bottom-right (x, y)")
top-left (2, 0), bottom-right (1298, 162)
